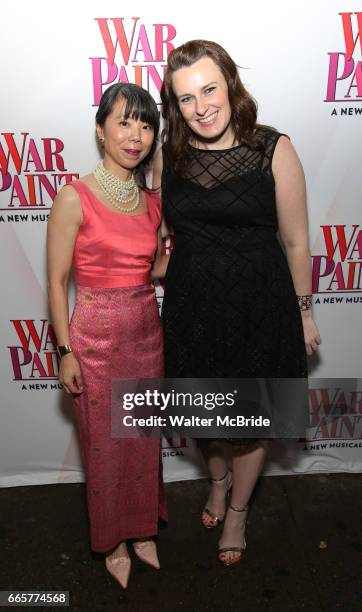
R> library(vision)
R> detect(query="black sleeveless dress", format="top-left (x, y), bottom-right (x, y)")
top-left (161, 128), bottom-right (307, 443)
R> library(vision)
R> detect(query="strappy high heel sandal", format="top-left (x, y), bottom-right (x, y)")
top-left (218, 503), bottom-right (248, 566)
top-left (201, 470), bottom-right (233, 529)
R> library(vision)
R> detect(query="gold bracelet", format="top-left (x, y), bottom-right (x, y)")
top-left (57, 344), bottom-right (73, 359)
top-left (297, 295), bottom-right (312, 311)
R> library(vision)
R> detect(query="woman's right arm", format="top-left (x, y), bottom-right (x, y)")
top-left (150, 147), bottom-right (173, 280)
top-left (47, 185), bottom-right (83, 394)
top-left (151, 223), bottom-right (170, 280)
top-left (152, 146), bottom-right (163, 191)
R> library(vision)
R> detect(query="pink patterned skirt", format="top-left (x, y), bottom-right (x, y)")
top-left (69, 284), bottom-right (166, 553)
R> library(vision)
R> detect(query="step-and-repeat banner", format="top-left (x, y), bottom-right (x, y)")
top-left (1, 1), bottom-right (361, 486)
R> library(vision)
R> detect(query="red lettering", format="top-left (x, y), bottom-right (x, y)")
top-left (344, 61), bottom-right (362, 98)
top-left (327, 263), bottom-right (346, 290)
top-left (8, 346), bottom-right (32, 380)
top-left (42, 138), bottom-right (66, 172)
top-left (351, 392), bottom-right (362, 414)
top-left (0, 132), bottom-right (29, 174)
top-left (153, 24), bottom-right (176, 61)
top-left (43, 324), bottom-right (57, 350)
top-left (340, 12), bottom-right (362, 59)
top-left (45, 352), bottom-right (56, 377)
top-left (24, 139), bottom-right (45, 172)
top-left (96, 17), bottom-right (140, 65)
top-left (11, 320), bottom-right (47, 352)
top-left (322, 225), bottom-right (360, 261)
top-left (309, 388), bottom-right (342, 426)
top-left (31, 353), bottom-right (48, 378)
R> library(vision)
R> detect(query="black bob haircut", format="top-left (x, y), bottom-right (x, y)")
top-left (96, 83), bottom-right (160, 191)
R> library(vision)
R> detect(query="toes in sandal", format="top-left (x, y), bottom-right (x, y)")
top-left (218, 503), bottom-right (248, 566)
top-left (201, 470), bottom-right (233, 529)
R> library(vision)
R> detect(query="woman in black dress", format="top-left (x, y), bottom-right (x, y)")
top-left (155, 40), bottom-right (321, 566)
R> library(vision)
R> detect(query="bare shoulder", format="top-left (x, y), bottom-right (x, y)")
top-left (49, 182), bottom-right (82, 224)
top-left (272, 135), bottom-right (304, 177)
top-left (79, 173), bottom-right (94, 188)
top-left (55, 173), bottom-right (92, 203)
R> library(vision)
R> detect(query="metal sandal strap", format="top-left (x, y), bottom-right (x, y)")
top-left (210, 470), bottom-right (229, 483)
top-left (203, 507), bottom-right (221, 522)
top-left (218, 546), bottom-right (244, 554)
top-left (229, 504), bottom-right (248, 513)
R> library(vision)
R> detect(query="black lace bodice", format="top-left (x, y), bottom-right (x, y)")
top-left (162, 128), bottom-right (284, 252)
top-left (161, 127), bottom-right (307, 381)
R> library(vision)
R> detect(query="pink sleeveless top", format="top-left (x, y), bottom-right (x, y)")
top-left (71, 180), bottom-right (161, 288)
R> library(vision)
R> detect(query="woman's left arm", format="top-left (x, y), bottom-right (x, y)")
top-left (273, 136), bottom-right (321, 356)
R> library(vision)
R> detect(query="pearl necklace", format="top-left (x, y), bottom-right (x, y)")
top-left (93, 161), bottom-right (140, 212)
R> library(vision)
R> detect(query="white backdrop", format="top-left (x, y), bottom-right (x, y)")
top-left (1, 0), bottom-right (362, 487)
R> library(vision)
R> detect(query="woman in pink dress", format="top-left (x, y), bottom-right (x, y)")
top-left (47, 83), bottom-right (166, 589)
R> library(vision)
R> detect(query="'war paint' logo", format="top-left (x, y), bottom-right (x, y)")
top-left (0, 132), bottom-right (79, 216)
top-left (312, 225), bottom-right (362, 301)
top-left (8, 320), bottom-right (60, 387)
top-left (325, 12), bottom-right (362, 115)
top-left (90, 17), bottom-right (177, 106)
top-left (307, 385), bottom-right (362, 441)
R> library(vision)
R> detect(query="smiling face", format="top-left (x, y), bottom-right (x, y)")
top-left (171, 56), bottom-right (235, 149)
top-left (96, 96), bottom-right (155, 179)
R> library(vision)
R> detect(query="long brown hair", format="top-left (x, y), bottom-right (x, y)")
top-left (161, 40), bottom-right (265, 173)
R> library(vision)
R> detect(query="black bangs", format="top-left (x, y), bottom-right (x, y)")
top-left (123, 87), bottom-right (160, 134)
top-left (96, 82), bottom-right (159, 138)
top-left (95, 82), bottom-right (160, 192)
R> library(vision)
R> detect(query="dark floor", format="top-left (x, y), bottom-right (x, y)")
top-left (1, 474), bottom-right (361, 612)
